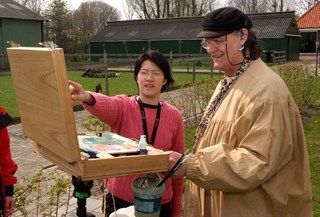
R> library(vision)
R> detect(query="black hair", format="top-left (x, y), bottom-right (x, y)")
top-left (134, 50), bottom-right (174, 92)
top-left (242, 29), bottom-right (263, 60)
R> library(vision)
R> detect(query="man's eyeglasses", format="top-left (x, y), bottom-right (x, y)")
top-left (201, 35), bottom-right (227, 50)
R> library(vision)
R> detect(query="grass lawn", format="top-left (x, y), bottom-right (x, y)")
top-left (1, 70), bottom-right (215, 118)
top-left (304, 111), bottom-right (320, 215)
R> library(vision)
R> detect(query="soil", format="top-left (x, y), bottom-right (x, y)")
top-left (91, 180), bottom-right (104, 198)
top-left (300, 105), bottom-right (320, 124)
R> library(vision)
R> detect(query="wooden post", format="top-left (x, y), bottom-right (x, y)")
top-left (178, 40), bottom-right (182, 59)
top-left (104, 49), bottom-right (109, 96)
top-left (129, 54), bottom-right (133, 73)
top-left (187, 54), bottom-right (190, 73)
top-left (170, 51), bottom-right (173, 72)
top-left (192, 60), bottom-right (196, 83)
top-left (1, 53), bottom-right (4, 71)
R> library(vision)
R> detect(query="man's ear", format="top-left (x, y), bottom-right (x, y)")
top-left (240, 29), bottom-right (245, 40)
top-left (240, 28), bottom-right (248, 40)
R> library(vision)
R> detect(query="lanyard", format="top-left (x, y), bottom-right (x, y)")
top-left (136, 97), bottom-right (161, 145)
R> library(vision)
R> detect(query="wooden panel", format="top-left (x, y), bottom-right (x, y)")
top-left (82, 153), bottom-right (169, 180)
top-left (32, 142), bottom-right (84, 177)
top-left (33, 141), bottom-right (169, 181)
top-left (8, 47), bottom-right (170, 180)
top-left (7, 47), bottom-right (80, 163)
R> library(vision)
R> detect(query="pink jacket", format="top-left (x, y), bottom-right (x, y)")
top-left (83, 94), bottom-right (185, 216)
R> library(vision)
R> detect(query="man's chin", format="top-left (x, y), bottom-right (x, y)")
top-left (213, 63), bottom-right (223, 71)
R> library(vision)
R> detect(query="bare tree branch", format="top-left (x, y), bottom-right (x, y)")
top-left (126, 0), bottom-right (218, 19)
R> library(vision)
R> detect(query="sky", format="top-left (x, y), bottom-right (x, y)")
top-left (66, 0), bottom-right (127, 19)
top-left (66, 0), bottom-right (228, 20)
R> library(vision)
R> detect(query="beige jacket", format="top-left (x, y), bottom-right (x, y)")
top-left (184, 59), bottom-right (313, 217)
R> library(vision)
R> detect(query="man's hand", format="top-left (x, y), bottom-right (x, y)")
top-left (168, 151), bottom-right (187, 179)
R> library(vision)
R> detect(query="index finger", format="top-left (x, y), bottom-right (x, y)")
top-left (68, 80), bottom-right (79, 88)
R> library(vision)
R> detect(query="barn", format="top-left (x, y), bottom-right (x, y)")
top-left (90, 11), bottom-right (300, 63)
top-left (0, 0), bottom-right (45, 69)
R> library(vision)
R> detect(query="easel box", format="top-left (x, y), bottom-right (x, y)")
top-left (7, 47), bottom-right (169, 181)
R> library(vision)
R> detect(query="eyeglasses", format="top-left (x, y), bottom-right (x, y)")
top-left (201, 35), bottom-right (227, 50)
top-left (138, 70), bottom-right (163, 77)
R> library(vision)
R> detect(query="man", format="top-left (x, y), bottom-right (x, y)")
top-left (0, 107), bottom-right (18, 217)
top-left (168, 7), bottom-right (313, 217)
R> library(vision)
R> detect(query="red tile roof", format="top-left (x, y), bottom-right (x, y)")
top-left (297, 1), bottom-right (320, 28)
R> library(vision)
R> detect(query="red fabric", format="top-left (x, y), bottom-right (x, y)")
top-left (83, 94), bottom-right (185, 216)
top-left (0, 107), bottom-right (17, 198)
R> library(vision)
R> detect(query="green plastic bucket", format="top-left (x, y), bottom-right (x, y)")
top-left (132, 175), bottom-right (165, 217)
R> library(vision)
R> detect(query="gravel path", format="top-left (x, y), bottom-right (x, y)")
top-left (8, 109), bottom-right (90, 179)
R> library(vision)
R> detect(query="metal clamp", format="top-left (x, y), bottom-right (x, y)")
top-left (38, 41), bottom-right (58, 49)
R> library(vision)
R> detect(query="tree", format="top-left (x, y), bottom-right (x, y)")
top-left (123, 1), bottom-right (136, 20)
top-left (125, 0), bottom-right (217, 19)
top-left (72, 0), bottom-right (121, 53)
top-left (73, 1), bottom-right (120, 39)
top-left (226, 0), bottom-right (269, 13)
top-left (298, 0), bottom-right (319, 14)
top-left (226, 0), bottom-right (317, 14)
top-left (13, 0), bottom-right (49, 15)
top-left (268, 0), bottom-right (300, 12)
top-left (44, 0), bottom-right (73, 52)
top-left (14, 0), bottom-right (121, 53)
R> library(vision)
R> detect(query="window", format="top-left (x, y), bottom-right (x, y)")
top-left (300, 32), bottom-right (317, 53)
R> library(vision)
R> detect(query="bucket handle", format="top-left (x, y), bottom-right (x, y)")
top-left (138, 173), bottom-right (161, 187)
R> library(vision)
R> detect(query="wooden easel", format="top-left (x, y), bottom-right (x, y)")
top-left (7, 47), bottom-right (169, 217)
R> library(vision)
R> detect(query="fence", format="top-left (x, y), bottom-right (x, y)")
top-left (1, 51), bottom-right (214, 72)
top-left (269, 51), bottom-right (286, 63)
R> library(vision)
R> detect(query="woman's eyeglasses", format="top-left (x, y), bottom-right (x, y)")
top-left (138, 70), bottom-right (163, 77)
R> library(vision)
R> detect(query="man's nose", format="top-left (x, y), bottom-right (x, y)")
top-left (206, 45), bottom-right (217, 54)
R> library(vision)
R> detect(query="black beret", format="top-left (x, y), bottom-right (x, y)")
top-left (197, 7), bottom-right (253, 38)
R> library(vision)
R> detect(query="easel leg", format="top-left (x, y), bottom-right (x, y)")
top-left (69, 176), bottom-right (96, 217)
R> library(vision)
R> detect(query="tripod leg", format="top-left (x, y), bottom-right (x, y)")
top-left (70, 176), bottom-right (96, 217)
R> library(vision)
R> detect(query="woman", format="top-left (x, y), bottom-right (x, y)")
top-left (69, 50), bottom-right (185, 217)
top-left (0, 107), bottom-right (18, 217)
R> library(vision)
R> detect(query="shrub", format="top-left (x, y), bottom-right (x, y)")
top-left (13, 168), bottom-right (72, 217)
top-left (272, 62), bottom-right (320, 111)
top-left (80, 114), bottom-right (110, 133)
top-left (195, 60), bottom-right (203, 67)
top-left (162, 76), bottom-right (221, 126)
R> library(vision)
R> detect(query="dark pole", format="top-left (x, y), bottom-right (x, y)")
top-left (192, 60), bottom-right (196, 83)
top-left (69, 176), bottom-right (95, 217)
top-left (187, 54), bottom-right (189, 73)
top-left (315, 41), bottom-right (319, 77)
top-left (103, 48), bottom-right (109, 96)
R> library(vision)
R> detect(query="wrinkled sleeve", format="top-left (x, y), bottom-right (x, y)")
top-left (82, 92), bottom-right (128, 128)
top-left (186, 100), bottom-right (294, 192)
top-left (170, 112), bottom-right (185, 216)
